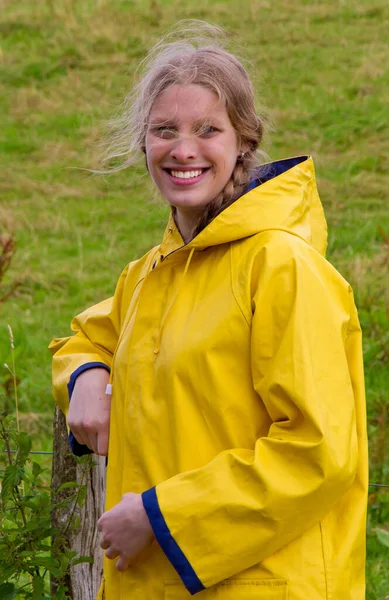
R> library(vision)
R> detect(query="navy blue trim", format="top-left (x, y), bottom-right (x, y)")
top-left (67, 362), bottom-right (111, 457)
top-left (67, 362), bottom-right (111, 400)
top-left (246, 155), bottom-right (309, 193)
top-left (142, 487), bottom-right (205, 595)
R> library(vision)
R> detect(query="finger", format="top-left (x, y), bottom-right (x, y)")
top-left (97, 429), bottom-right (109, 456)
top-left (68, 420), bottom-right (94, 450)
top-left (97, 513), bottom-right (108, 532)
top-left (85, 432), bottom-right (98, 454)
top-left (100, 537), bottom-right (110, 550)
top-left (116, 555), bottom-right (131, 572)
top-left (69, 428), bottom-right (90, 448)
top-left (105, 546), bottom-right (120, 560)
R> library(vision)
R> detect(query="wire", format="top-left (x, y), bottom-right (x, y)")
top-left (1, 451), bottom-right (389, 486)
top-left (4, 450), bottom-right (53, 455)
top-left (369, 483), bottom-right (389, 488)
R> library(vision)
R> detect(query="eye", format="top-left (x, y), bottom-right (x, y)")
top-left (151, 126), bottom-right (177, 139)
top-left (199, 125), bottom-right (219, 136)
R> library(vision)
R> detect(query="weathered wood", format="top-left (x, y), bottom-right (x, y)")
top-left (51, 406), bottom-right (106, 600)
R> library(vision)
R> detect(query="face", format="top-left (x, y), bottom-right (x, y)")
top-left (145, 84), bottom-right (241, 239)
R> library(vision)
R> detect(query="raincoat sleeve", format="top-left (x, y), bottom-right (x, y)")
top-left (142, 234), bottom-right (361, 594)
top-left (49, 266), bottom-right (129, 417)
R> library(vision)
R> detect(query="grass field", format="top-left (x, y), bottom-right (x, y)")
top-left (1, 0), bottom-right (389, 597)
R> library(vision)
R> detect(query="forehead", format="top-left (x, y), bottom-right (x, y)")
top-left (149, 84), bottom-right (228, 123)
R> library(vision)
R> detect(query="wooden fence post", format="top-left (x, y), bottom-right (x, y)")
top-left (51, 406), bottom-right (106, 599)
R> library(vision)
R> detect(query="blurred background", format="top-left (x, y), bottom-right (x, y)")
top-left (1, 1), bottom-right (388, 596)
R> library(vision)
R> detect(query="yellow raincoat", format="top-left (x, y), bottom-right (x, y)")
top-left (50, 156), bottom-right (368, 600)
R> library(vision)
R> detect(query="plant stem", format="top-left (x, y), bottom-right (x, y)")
top-left (7, 324), bottom-right (20, 433)
top-left (12, 489), bottom-right (27, 528)
top-left (0, 417), bottom-right (12, 465)
top-left (62, 462), bottom-right (88, 538)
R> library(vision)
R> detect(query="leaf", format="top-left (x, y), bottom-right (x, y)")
top-left (46, 566), bottom-right (61, 578)
top-left (0, 582), bottom-right (16, 600)
top-left (70, 555), bottom-right (94, 567)
top-left (25, 519), bottom-right (53, 532)
top-left (23, 495), bottom-right (42, 511)
top-left (0, 563), bottom-right (18, 582)
top-left (18, 544), bottom-right (51, 558)
top-left (375, 527), bottom-right (389, 548)
top-left (57, 481), bottom-right (80, 493)
top-left (35, 544), bottom-right (51, 553)
top-left (32, 462), bottom-right (42, 479)
top-left (1, 465), bottom-right (23, 503)
top-left (71, 516), bottom-right (81, 529)
top-left (28, 557), bottom-right (59, 569)
top-left (54, 585), bottom-right (68, 600)
top-left (76, 485), bottom-right (87, 507)
top-left (14, 432), bottom-right (32, 466)
top-left (32, 575), bottom-right (45, 599)
top-left (59, 553), bottom-right (70, 573)
top-left (2, 415), bottom-right (16, 432)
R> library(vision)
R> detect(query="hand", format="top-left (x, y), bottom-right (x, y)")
top-left (67, 368), bottom-right (111, 455)
top-left (98, 493), bottom-right (154, 571)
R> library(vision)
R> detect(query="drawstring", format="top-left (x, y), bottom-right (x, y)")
top-left (154, 247), bottom-right (195, 358)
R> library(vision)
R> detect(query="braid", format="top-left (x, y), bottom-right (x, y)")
top-left (191, 150), bottom-right (257, 238)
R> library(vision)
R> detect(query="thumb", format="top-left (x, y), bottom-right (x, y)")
top-left (116, 556), bottom-right (131, 572)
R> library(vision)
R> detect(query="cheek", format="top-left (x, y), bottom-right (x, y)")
top-left (145, 136), bottom-right (162, 165)
top-left (210, 142), bottom-right (238, 174)
top-left (144, 153), bottom-right (161, 191)
top-left (216, 154), bottom-right (238, 181)
top-left (145, 148), bottom-right (161, 181)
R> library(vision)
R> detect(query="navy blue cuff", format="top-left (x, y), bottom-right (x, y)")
top-left (142, 487), bottom-right (205, 595)
top-left (67, 362), bottom-right (110, 400)
top-left (67, 362), bottom-right (111, 457)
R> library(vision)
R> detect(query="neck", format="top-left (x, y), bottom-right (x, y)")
top-left (174, 208), bottom-right (203, 244)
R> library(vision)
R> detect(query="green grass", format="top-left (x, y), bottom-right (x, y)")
top-left (1, 0), bottom-right (389, 596)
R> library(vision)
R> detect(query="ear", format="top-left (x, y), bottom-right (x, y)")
top-left (237, 142), bottom-right (250, 158)
top-left (142, 145), bottom-right (149, 171)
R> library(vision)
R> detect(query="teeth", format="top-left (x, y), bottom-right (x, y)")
top-left (171, 169), bottom-right (203, 179)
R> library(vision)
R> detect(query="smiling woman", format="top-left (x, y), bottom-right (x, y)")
top-left (50, 20), bottom-right (368, 600)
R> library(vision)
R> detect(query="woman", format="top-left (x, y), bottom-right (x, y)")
top-left (50, 23), bottom-right (368, 600)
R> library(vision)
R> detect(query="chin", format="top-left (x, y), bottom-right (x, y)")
top-left (168, 195), bottom-right (211, 210)
top-left (172, 204), bottom-right (209, 216)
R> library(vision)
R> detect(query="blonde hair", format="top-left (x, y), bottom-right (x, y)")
top-left (101, 21), bottom-right (266, 237)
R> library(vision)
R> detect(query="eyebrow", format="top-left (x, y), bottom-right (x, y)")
top-left (148, 119), bottom-right (176, 127)
top-left (148, 116), bottom-right (224, 128)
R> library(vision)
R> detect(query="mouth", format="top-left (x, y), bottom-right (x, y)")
top-left (163, 167), bottom-right (210, 185)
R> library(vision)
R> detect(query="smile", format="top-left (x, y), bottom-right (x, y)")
top-left (171, 169), bottom-right (203, 179)
top-left (164, 168), bottom-right (210, 185)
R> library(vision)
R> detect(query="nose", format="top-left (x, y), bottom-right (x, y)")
top-left (170, 136), bottom-right (198, 162)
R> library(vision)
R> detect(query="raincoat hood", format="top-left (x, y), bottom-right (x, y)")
top-left (159, 156), bottom-right (328, 256)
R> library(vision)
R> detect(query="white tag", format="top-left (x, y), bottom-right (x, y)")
top-left (105, 383), bottom-right (113, 396)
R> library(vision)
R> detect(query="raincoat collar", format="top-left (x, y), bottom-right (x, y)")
top-left (159, 156), bottom-right (328, 258)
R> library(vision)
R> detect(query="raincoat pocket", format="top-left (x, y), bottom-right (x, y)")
top-left (164, 579), bottom-right (288, 599)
